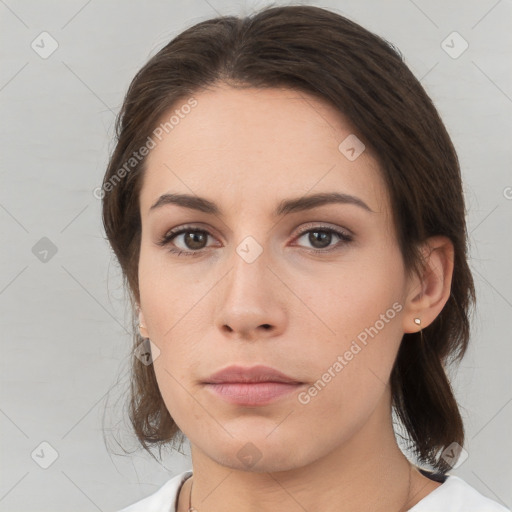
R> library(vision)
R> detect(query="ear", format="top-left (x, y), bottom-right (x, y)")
top-left (402, 235), bottom-right (454, 334)
top-left (137, 305), bottom-right (149, 339)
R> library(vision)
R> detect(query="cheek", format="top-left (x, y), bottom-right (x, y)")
top-left (137, 247), bottom-right (217, 430)
top-left (291, 322), bottom-right (403, 452)
top-left (152, 357), bottom-right (192, 432)
top-left (137, 246), bottom-right (208, 338)
top-left (290, 254), bottom-right (404, 352)
top-left (290, 259), bottom-right (404, 413)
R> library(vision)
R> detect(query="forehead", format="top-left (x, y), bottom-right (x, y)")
top-left (139, 85), bottom-right (388, 218)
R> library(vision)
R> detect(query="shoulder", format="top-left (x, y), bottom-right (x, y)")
top-left (117, 470), bottom-right (193, 512)
top-left (410, 474), bottom-right (510, 512)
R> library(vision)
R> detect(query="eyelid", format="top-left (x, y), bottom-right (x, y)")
top-left (294, 221), bottom-right (353, 238)
top-left (157, 224), bottom-right (220, 247)
top-left (159, 221), bottom-right (352, 239)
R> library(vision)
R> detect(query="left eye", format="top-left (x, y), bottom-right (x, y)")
top-left (294, 226), bottom-right (353, 251)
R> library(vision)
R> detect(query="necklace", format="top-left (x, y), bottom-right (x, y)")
top-left (187, 463), bottom-right (413, 512)
top-left (400, 464), bottom-right (413, 512)
top-left (187, 477), bottom-right (197, 512)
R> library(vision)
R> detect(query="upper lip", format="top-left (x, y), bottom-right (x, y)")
top-left (203, 364), bottom-right (302, 384)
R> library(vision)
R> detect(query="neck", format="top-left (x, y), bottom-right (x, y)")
top-left (177, 397), bottom-right (431, 512)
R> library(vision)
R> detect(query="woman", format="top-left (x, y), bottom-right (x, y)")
top-left (102, 4), bottom-right (510, 512)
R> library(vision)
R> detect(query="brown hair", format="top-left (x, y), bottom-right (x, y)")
top-left (102, 4), bottom-right (476, 473)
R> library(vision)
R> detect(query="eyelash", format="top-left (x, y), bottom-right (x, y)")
top-left (156, 224), bottom-right (353, 258)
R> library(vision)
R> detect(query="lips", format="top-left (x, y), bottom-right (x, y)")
top-left (203, 364), bottom-right (302, 384)
top-left (202, 365), bottom-right (304, 406)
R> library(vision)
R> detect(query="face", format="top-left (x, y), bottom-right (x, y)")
top-left (137, 85), bottom-right (413, 472)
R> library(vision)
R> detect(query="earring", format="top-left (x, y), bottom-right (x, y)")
top-left (414, 317), bottom-right (424, 342)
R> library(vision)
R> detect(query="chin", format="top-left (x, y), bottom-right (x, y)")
top-left (199, 431), bottom-right (311, 473)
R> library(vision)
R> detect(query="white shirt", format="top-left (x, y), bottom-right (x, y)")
top-left (118, 469), bottom-right (510, 512)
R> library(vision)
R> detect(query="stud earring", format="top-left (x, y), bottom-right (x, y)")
top-left (414, 317), bottom-right (425, 343)
top-left (138, 325), bottom-right (149, 341)
top-left (138, 308), bottom-right (145, 331)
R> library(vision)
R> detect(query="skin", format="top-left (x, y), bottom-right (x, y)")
top-left (137, 85), bottom-right (454, 512)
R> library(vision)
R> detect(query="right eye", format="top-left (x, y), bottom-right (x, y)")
top-left (156, 226), bottom-right (218, 257)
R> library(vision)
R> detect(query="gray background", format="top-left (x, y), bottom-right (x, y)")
top-left (1, 0), bottom-right (511, 510)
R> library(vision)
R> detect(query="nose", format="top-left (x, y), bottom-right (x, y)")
top-left (214, 243), bottom-right (287, 341)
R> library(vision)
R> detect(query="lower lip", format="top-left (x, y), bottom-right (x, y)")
top-left (204, 382), bottom-right (303, 406)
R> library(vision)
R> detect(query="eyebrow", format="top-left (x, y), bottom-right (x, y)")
top-left (149, 191), bottom-right (375, 216)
